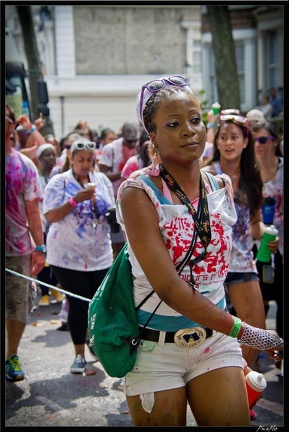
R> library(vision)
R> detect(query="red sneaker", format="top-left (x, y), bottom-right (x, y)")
top-left (250, 409), bottom-right (257, 421)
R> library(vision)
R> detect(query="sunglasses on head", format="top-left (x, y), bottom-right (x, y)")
top-left (220, 109), bottom-right (240, 116)
top-left (219, 114), bottom-right (249, 137)
top-left (254, 136), bottom-right (275, 144)
top-left (139, 75), bottom-right (188, 125)
top-left (72, 139), bottom-right (96, 151)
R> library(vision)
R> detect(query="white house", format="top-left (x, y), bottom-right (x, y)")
top-left (5, 4), bottom-right (283, 140)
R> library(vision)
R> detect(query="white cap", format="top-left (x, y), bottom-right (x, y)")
top-left (246, 109), bottom-right (265, 124)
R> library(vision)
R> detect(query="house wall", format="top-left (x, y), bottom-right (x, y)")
top-left (5, 4), bottom-right (283, 141)
top-left (46, 4), bottom-right (203, 139)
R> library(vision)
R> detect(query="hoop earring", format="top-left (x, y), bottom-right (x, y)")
top-left (147, 144), bottom-right (159, 177)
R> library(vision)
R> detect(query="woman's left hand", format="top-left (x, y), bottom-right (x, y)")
top-left (265, 347), bottom-right (283, 362)
top-left (268, 236), bottom-right (279, 254)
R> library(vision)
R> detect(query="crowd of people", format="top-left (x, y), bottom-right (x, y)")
top-left (5, 104), bottom-right (150, 378)
top-left (5, 76), bottom-right (283, 426)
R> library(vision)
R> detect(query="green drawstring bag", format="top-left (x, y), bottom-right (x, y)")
top-left (88, 243), bottom-right (141, 378)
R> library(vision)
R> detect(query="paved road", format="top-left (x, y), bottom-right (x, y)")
top-left (4, 291), bottom-right (283, 427)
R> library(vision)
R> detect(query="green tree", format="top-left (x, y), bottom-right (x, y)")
top-left (206, 6), bottom-right (241, 111)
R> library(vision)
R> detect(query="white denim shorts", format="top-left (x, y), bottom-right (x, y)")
top-left (123, 331), bottom-right (243, 397)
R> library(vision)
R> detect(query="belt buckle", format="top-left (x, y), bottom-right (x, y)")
top-left (174, 327), bottom-right (206, 348)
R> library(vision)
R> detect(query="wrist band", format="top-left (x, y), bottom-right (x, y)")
top-left (68, 197), bottom-right (77, 207)
top-left (227, 316), bottom-right (242, 338)
top-left (206, 122), bottom-right (215, 129)
top-left (28, 125), bottom-right (36, 134)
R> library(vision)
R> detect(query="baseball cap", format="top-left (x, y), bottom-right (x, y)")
top-left (246, 109), bottom-right (265, 124)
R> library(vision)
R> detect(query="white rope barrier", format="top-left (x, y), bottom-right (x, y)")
top-left (5, 268), bottom-right (91, 303)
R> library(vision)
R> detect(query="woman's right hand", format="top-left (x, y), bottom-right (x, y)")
top-left (17, 114), bottom-right (32, 130)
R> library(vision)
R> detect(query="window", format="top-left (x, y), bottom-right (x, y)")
top-left (235, 40), bottom-right (245, 104)
top-left (267, 31), bottom-right (278, 88)
top-left (193, 40), bottom-right (202, 74)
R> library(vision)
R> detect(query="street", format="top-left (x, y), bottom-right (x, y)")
top-left (4, 289), bottom-right (284, 428)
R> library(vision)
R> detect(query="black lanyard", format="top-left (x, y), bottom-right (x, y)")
top-left (159, 164), bottom-right (211, 287)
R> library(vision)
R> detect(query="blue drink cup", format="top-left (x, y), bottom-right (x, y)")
top-left (262, 197), bottom-right (275, 225)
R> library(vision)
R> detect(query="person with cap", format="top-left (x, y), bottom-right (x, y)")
top-left (246, 109), bottom-right (266, 129)
top-left (115, 76), bottom-right (283, 426)
top-left (35, 144), bottom-right (63, 307)
top-left (43, 137), bottom-right (115, 374)
top-left (98, 121), bottom-right (140, 259)
top-left (5, 103), bottom-right (45, 382)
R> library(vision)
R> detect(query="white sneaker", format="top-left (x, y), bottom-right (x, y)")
top-left (70, 355), bottom-right (86, 374)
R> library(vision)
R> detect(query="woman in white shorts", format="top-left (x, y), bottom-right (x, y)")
top-left (115, 76), bottom-right (283, 426)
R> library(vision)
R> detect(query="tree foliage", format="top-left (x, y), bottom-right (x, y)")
top-left (206, 6), bottom-right (241, 112)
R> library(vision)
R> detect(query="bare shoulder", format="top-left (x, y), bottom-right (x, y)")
top-left (201, 163), bottom-right (216, 176)
top-left (201, 168), bottom-right (225, 189)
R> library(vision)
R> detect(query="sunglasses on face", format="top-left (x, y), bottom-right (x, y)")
top-left (219, 114), bottom-right (249, 137)
top-left (254, 136), bottom-right (275, 144)
top-left (139, 75), bottom-right (188, 125)
top-left (124, 139), bottom-right (137, 145)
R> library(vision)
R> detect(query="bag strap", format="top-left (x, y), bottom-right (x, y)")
top-left (135, 212), bottom-right (197, 339)
top-left (129, 170), bottom-right (202, 341)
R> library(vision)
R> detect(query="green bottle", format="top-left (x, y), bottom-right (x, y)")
top-left (256, 225), bottom-right (278, 262)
